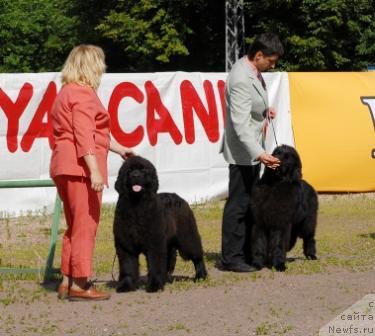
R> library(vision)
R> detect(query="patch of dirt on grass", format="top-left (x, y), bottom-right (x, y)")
top-left (1, 268), bottom-right (375, 336)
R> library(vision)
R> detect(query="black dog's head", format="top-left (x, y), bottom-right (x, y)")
top-left (115, 156), bottom-right (159, 197)
top-left (263, 145), bottom-right (302, 182)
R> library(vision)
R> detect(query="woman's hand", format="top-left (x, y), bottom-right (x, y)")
top-left (90, 168), bottom-right (105, 192)
top-left (109, 138), bottom-right (135, 159)
top-left (120, 147), bottom-right (135, 160)
top-left (83, 154), bottom-right (105, 191)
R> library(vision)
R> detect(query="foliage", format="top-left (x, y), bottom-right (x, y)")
top-left (244, 0), bottom-right (375, 71)
top-left (0, 0), bottom-right (80, 72)
top-left (96, 0), bottom-right (191, 71)
top-left (94, 0), bottom-right (225, 72)
top-left (0, 0), bottom-right (375, 72)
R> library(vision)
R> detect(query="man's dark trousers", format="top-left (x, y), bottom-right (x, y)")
top-left (221, 163), bottom-right (260, 266)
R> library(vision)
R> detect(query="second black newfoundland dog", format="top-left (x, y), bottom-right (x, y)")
top-left (250, 145), bottom-right (318, 271)
top-left (113, 156), bottom-right (207, 292)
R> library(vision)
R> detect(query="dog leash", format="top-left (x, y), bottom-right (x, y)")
top-left (268, 115), bottom-right (279, 147)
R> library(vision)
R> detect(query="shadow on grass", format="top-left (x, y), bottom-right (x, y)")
top-left (286, 256), bottom-right (306, 262)
top-left (205, 251), bottom-right (221, 263)
top-left (42, 250), bottom-right (280, 293)
top-left (212, 255), bottom-right (307, 272)
top-left (105, 274), bottom-right (195, 291)
top-left (41, 277), bottom-right (61, 293)
top-left (41, 274), bottom-right (114, 294)
top-left (359, 233), bottom-right (375, 239)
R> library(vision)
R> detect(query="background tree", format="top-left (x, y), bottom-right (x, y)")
top-left (96, 0), bottom-right (190, 72)
top-left (244, 0), bottom-right (375, 70)
top-left (95, 0), bottom-right (225, 72)
top-left (1, 0), bottom-right (375, 72)
top-left (0, 0), bottom-right (80, 72)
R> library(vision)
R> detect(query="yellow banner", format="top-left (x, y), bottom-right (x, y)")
top-left (289, 72), bottom-right (375, 192)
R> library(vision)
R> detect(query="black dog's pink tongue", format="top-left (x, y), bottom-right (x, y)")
top-left (132, 185), bottom-right (142, 192)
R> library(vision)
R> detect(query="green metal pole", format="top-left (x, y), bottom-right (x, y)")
top-left (44, 193), bottom-right (62, 282)
top-left (0, 179), bottom-right (55, 188)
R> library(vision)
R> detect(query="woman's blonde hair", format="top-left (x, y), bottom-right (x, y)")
top-left (61, 44), bottom-right (106, 90)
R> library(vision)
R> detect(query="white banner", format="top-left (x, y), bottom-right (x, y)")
top-left (0, 72), bottom-right (292, 215)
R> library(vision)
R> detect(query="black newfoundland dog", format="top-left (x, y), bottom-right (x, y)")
top-left (250, 145), bottom-right (318, 272)
top-left (113, 156), bottom-right (207, 292)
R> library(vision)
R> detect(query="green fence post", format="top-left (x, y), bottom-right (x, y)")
top-left (44, 193), bottom-right (62, 282)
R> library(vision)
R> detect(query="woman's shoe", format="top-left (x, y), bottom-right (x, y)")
top-left (57, 284), bottom-right (70, 300)
top-left (68, 286), bottom-right (111, 301)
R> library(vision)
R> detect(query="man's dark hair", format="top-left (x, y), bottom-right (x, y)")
top-left (247, 33), bottom-right (284, 59)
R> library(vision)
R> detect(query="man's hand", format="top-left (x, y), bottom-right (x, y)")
top-left (258, 152), bottom-right (280, 169)
top-left (267, 107), bottom-right (277, 119)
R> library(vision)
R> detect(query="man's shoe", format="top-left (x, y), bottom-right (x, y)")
top-left (221, 262), bottom-right (258, 273)
top-left (69, 286), bottom-right (111, 301)
top-left (57, 284), bottom-right (69, 300)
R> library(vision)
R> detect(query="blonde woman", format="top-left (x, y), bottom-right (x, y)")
top-left (50, 45), bottom-right (133, 301)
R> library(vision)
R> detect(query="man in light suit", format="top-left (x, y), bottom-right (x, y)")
top-left (220, 33), bottom-right (284, 272)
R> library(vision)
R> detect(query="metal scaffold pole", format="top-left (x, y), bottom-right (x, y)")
top-left (225, 0), bottom-right (245, 72)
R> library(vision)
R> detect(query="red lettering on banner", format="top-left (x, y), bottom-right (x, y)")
top-left (180, 80), bottom-right (219, 144)
top-left (21, 82), bottom-right (57, 151)
top-left (1, 77), bottom-right (226, 152)
top-left (217, 80), bottom-right (226, 125)
top-left (0, 83), bottom-right (33, 152)
top-left (145, 81), bottom-right (183, 146)
top-left (108, 82), bottom-right (145, 147)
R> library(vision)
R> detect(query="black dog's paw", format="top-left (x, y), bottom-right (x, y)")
top-left (146, 284), bottom-right (164, 293)
top-left (146, 276), bottom-right (164, 293)
top-left (167, 272), bottom-right (174, 283)
top-left (116, 277), bottom-right (137, 292)
top-left (306, 254), bottom-right (317, 260)
top-left (194, 262), bottom-right (208, 281)
top-left (251, 262), bottom-right (264, 271)
top-left (194, 270), bottom-right (208, 282)
top-left (274, 263), bottom-right (286, 272)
